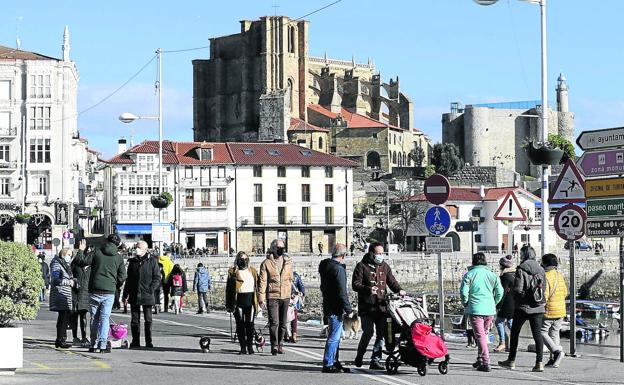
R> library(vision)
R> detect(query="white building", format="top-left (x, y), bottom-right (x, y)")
top-left (104, 140), bottom-right (356, 254)
top-left (0, 27), bottom-right (85, 246)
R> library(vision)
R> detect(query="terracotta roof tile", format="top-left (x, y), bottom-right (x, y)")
top-left (0, 45), bottom-right (59, 61)
top-left (288, 117), bottom-right (328, 132)
top-left (104, 140), bottom-right (234, 165)
top-left (410, 187), bottom-right (539, 202)
top-left (307, 104), bottom-right (404, 130)
top-left (226, 142), bottom-right (358, 167)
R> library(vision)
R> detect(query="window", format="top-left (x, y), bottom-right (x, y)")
top-left (301, 166), bottom-right (310, 177)
top-left (253, 165), bottom-right (262, 177)
top-left (199, 148), bottom-right (212, 161)
top-left (475, 234), bottom-right (482, 243)
top-left (325, 207), bottom-right (334, 224)
top-left (277, 166), bottom-right (286, 177)
top-left (29, 138), bottom-right (51, 163)
top-left (201, 189), bottom-right (210, 206)
top-left (278, 207), bottom-right (287, 225)
top-left (300, 150), bottom-right (312, 157)
top-left (318, 137), bottom-right (323, 150)
top-left (29, 107), bottom-right (51, 130)
top-left (0, 145), bottom-right (9, 162)
top-left (521, 234), bottom-right (530, 243)
top-left (267, 149), bottom-right (280, 156)
top-left (185, 166), bottom-right (193, 179)
top-left (185, 189), bottom-right (194, 207)
top-left (35, 175), bottom-right (48, 195)
top-left (325, 184), bottom-right (333, 202)
top-left (216, 188), bottom-right (226, 206)
top-left (302, 207), bottom-right (311, 225)
top-left (29, 74), bottom-right (50, 98)
top-left (301, 184), bottom-right (310, 202)
top-left (287, 26), bottom-right (295, 53)
top-left (254, 207), bottom-right (263, 225)
top-left (0, 178), bottom-right (9, 196)
top-left (277, 184), bottom-right (287, 202)
top-left (217, 166), bottom-right (226, 178)
top-left (243, 149), bottom-right (254, 155)
top-left (0, 80), bottom-right (10, 100)
top-left (254, 184), bottom-right (263, 202)
top-left (324, 166), bottom-right (333, 178)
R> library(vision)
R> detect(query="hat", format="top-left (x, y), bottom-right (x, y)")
top-left (499, 255), bottom-right (513, 268)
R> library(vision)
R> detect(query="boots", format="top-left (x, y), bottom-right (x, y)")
top-left (55, 339), bottom-right (71, 349)
top-left (493, 342), bottom-right (506, 352)
top-left (532, 362), bottom-right (544, 372)
top-left (247, 343), bottom-right (254, 355)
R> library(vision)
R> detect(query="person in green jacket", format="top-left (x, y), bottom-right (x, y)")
top-left (460, 252), bottom-right (504, 373)
top-left (74, 234), bottom-right (126, 353)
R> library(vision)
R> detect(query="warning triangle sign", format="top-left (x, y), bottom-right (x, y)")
top-left (494, 191), bottom-right (527, 221)
top-left (549, 159), bottom-right (585, 203)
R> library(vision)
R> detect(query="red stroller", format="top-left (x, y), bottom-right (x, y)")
top-left (384, 294), bottom-right (450, 376)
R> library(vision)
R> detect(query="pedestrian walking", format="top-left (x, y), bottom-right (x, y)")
top-left (352, 242), bottom-right (405, 370)
top-left (320, 244), bottom-right (353, 373)
top-left (70, 253), bottom-right (91, 348)
top-left (286, 271), bottom-right (305, 343)
top-left (122, 241), bottom-right (160, 349)
top-left (349, 243), bottom-right (355, 256)
top-left (168, 264), bottom-right (187, 314)
top-left (318, 241), bottom-right (324, 256)
top-left (226, 252), bottom-right (259, 355)
top-left (50, 248), bottom-right (76, 349)
top-left (541, 253), bottom-right (568, 368)
top-left (74, 235), bottom-right (126, 353)
top-left (159, 252), bottom-right (174, 312)
top-left (460, 253), bottom-right (504, 372)
top-left (153, 257), bottom-right (164, 314)
top-left (494, 255), bottom-right (515, 353)
top-left (257, 239), bottom-right (293, 355)
top-left (499, 245), bottom-right (547, 372)
top-left (193, 263), bottom-right (212, 314)
top-left (38, 253), bottom-right (50, 302)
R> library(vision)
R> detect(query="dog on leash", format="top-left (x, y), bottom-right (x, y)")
top-left (254, 329), bottom-right (266, 352)
top-left (199, 336), bottom-right (211, 353)
top-left (342, 311), bottom-right (361, 339)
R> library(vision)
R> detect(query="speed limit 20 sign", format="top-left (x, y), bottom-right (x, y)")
top-left (554, 204), bottom-right (587, 241)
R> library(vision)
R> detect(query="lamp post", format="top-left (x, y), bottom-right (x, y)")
top-left (474, 0), bottom-right (549, 256)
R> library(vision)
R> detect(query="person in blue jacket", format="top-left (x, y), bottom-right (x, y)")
top-left (193, 263), bottom-right (212, 314)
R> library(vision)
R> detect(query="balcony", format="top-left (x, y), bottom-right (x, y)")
top-left (0, 161), bottom-right (18, 170)
top-left (0, 127), bottom-right (17, 137)
top-left (182, 200), bottom-right (228, 210)
top-left (238, 216), bottom-right (347, 228)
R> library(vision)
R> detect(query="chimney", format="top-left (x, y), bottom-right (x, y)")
top-left (118, 138), bottom-right (127, 154)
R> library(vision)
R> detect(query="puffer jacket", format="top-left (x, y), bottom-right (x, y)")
top-left (257, 253), bottom-right (293, 303)
top-left (460, 265), bottom-right (504, 316)
top-left (497, 268), bottom-right (516, 319)
top-left (193, 267), bottom-right (211, 293)
top-left (544, 267), bottom-right (568, 319)
top-left (513, 258), bottom-right (546, 314)
top-left (49, 257), bottom-right (73, 312)
top-left (352, 253), bottom-right (402, 315)
top-left (225, 266), bottom-right (259, 313)
top-left (71, 261), bottom-right (90, 311)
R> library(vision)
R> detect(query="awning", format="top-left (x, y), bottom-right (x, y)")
top-left (116, 223), bottom-right (174, 235)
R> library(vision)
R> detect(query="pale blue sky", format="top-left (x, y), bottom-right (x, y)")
top-left (2, 0), bottom-right (623, 158)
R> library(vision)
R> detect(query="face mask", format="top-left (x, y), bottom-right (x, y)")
top-left (136, 249), bottom-right (146, 257)
top-left (237, 258), bottom-right (249, 269)
top-left (275, 247), bottom-right (285, 257)
top-left (63, 255), bottom-right (72, 263)
top-left (373, 253), bottom-right (384, 265)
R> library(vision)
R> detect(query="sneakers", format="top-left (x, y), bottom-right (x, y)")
top-left (354, 356), bottom-right (363, 368)
top-left (271, 348), bottom-right (278, 356)
top-left (72, 337), bottom-right (81, 345)
top-left (100, 346), bottom-right (112, 354)
top-left (532, 362), bottom-right (544, 372)
top-left (545, 357), bottom-right (555, 367)
top-left (498, 360), bottom-right (516, 370)
top-left (552, 350), bottom-right (564, 368)
top-left (277, 346), bottom-right (284, 354)
top-left (476, 364), bottom-right (491, 372)
top-left (81, 338), bottom-right (91, 348)
top-left (322, 366), bottom-right (342, 373)
top-left (369, 361), bottom-right (384, 371)
top-left (493, 343), bottom-right (506, 353)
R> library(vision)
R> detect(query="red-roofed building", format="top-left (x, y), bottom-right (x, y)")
top-left (103, 140), bottom-right (355, 254)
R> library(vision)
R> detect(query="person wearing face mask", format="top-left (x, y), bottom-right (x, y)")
top-left (257, 239), bottom-right (293, 355)
top-left (122, 241), bottom-right (160, 349)
top-left (226, 251), bottom-right (259, 354)
top-left (352, 242), bottom-right (405, 370)
top-left (50, 248), bottom-right (77, 349)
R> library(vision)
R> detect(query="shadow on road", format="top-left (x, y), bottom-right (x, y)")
top-left (139, 359), bottom-right (319, 373)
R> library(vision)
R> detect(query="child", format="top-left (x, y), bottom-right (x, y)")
top-left (168, 264), bottom-right (187, 315)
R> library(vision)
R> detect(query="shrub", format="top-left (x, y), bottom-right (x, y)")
top-left (161, 191), bottom-right (173, 205)
top-left (0, 242), bottom-right (43, 327)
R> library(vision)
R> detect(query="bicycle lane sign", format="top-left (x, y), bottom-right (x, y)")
top-left (425, 206), bottom-right (451, 236)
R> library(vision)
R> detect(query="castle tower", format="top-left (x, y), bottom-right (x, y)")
top-left (556, 73), bottom-right (574, 143)
top-left (556, 73), bottom-right (568, 112)
top-left (62, 26), bottom-right (70, 62)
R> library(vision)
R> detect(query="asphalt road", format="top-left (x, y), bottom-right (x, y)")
top-left (6, 303), bottom-right (624, 385)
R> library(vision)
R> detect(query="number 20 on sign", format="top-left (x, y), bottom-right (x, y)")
top-left (554, 204), bottom-right (586, 241)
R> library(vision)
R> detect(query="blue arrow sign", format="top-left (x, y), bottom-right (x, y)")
top-left (425, 206), bottom-right (451, 236)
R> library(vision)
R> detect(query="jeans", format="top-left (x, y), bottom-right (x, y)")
top-left (495, 316), bottom-right (513, 346)
top-left (89, 294), bottom-right (115, 349)
top-left (323, 314), bottom-right (343, 367)
top-left (541, 318), bottom-right (563, 355)
top-left (55, 310), bottom-right (71, 341)
top-left (470, 315), bottom-right (494, 365)
top-left (130, 304), bottom-right (153, 346)
top-left (198, 292), bottom-right (209, 312)
top-left (267, 298), bottom-right (289, 348)
top-left (356, 312), bottom-right (387, 364)
top-left (233, 305), bottom-right (255, 350)
top-left (40, 288), bottom-right (46, 302)
top-left (508, 310), bottom-right (544, 363)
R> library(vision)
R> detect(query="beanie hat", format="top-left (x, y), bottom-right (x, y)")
top-left (499, 255), bottom-right (513, 268)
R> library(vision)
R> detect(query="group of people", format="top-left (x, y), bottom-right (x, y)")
top-left (460, 245), bottom-right (568, 372)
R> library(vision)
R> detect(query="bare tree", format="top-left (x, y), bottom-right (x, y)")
top-left (391, 184), bottom-right (428, 250)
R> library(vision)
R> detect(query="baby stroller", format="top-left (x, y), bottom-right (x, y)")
top-left (384, 294), bottom-right (449, 376)
top-left (107, 318), bottom-right (129, 349)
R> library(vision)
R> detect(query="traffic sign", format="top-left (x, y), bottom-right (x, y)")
top-left (424, 206), bottom-right (451, 236)
top-left (554, 204), bottom-right (586, 241)
top-left (424, 174), bottom-right (451, 205)
top-left (585, 177), bottom-right (624, 198)
top-left (549, 159), bottom-right (585, 203)
top-left (493, 191), bottom-right (527, 221)
top-left (586, 218), bottom-right (624, 238)
top-left (62, 230), bottom-right (71, 240)
top-left (577, 126), bottom-right (624, 151)
top-left (455, 221), bottom-right (478, 232)
top-left (577, 149), bottom-right (624, 177)
top-left (425, 237), bottom-right (453, 253)
top-left (586, 198), bottom-right (624, 218)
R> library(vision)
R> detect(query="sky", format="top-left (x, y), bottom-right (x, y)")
top-left (2, 0), bottom-right (624, 159)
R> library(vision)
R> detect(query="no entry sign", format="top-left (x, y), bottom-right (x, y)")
top-left (554, 204), bottom-right (586, 241)
top-left (424, 174), bottom-right (451, 205)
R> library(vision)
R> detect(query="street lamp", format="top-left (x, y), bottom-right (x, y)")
top-left (474, 0), bottom-right (549, 256)
top-left (119, 48), bottom-right (164, 224)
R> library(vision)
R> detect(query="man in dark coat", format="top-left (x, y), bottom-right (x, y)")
top-left (494, 255), bottom-right (515, 353)
top-left (70, 256), bottom-right (91, 347)
top-left (122, 240), bottom-right (160, 348)
top-left (352, 242), bottom-right (404, 370)
top-left (38, 253), bottom-right (50, 302)
top-left (320, 244), bottom-right (353, 373)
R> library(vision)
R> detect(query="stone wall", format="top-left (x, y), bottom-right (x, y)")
top-left (448, 165), bottom-right (520, 188)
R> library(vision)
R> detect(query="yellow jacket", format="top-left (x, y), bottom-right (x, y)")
top-left (159, 255), bottom-right (174, 281)
top-left (544, 267), bottom-right (568, 319)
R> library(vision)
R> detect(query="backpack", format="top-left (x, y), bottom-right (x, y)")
top-left (525, 270), bottom-right (546, 306)
top-left (172, 274), bottom-right (183, 288)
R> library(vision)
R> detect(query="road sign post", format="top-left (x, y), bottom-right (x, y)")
top-left (570, 243), bottom-right (577, 357)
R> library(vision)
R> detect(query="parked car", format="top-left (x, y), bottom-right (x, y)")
top-left (564, 241), bottom-right (593, 251)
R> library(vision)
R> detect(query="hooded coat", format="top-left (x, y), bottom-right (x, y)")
top-left (352, 253), bottom-right (402, 315)
top-left (74, 243), bottom-right (126, 294)
top-left (497, 267), bottom-right (516, 319)
top-left (193, 266), bottom-right (211, 293)
top-left (49, 256), bottom-right (73, 312)
top-left (513, 258), bottom-right (546, 314)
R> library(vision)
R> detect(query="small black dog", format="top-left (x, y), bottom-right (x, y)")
top-left (199, 336), bottom-right (211, 353)
top-left (254, 330), bottom-right (266, 352)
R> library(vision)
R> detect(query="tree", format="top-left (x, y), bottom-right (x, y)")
top-left (409, 146), bottom-right (426, 167)
top-left (391, 184), bottom-right (428, 250)
top-left (431, 143), bottom-right (464, 176)
top-left (547, 133), bottom-right (576, 162)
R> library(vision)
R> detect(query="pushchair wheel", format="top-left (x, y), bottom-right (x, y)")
top-left (385, 355), bottom-right (399, 375)
top-left (438, 362), bottom-right (448, 375)
top-left (417, 364), bottom-right (427, 376)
